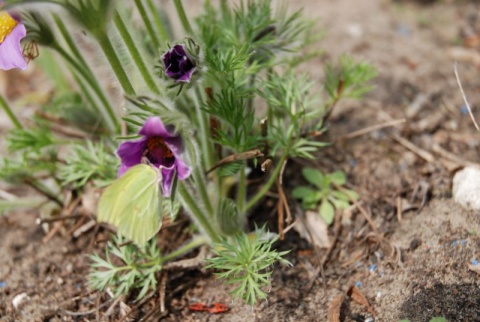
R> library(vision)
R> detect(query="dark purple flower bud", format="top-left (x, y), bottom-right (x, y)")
top-left (162, 44), bottom-right (196, 83)
top-left (117, 117), bottom-right (191, 196)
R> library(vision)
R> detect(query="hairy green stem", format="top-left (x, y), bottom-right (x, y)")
top-left (54, 45), bottom-right (117, 132)
top-left (178, 183), bottom-right (220, 243)
top-left (113, 11), bottom-right (160, 94)
top-left (173, 0), bottom-right (193, 35)
top-left (24, 178), bottom-right (63, 207)
top-left (236, 163), bottom-right (246, 213)
top-left (134, 0), bottom-right (161, 50)
top-left (245, 129), bottom-right (293, 212)
top-left (0, 95), bottom-right (22, 129)
top-left (52, 15), bottom-right (118, 132)
top-left (145, 0), bottom-right (169, 44)
top-left (192, 86), bottom-right (214, 169)
top-left (162, 235), bottom-right (207, 262)
top-left (95, 32), bottom-right (136, 96)
top-left (193, 168), bottom-right (214, 218)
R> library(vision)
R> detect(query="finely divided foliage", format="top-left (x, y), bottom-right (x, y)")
top-left (0, 0), bottom-right (375, 306)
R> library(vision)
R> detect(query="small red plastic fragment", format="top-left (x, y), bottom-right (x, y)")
top-left (189, 303), bottom-right (210, 312)
top-left (208, 302), bottom-right (229, 314)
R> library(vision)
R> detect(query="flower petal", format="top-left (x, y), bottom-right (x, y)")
top-left (117, 138), bottom-right (147, 176)
top-left (139, 117), bottom-right (174, 138)
top-left (175, 158), bottom-right (192, 180)
top-left (0, 23), bottom-right (27, 70)
top-left (160, 165), bottom-right (175, 197)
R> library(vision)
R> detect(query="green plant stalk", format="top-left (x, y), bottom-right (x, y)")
top-left (24, 178), bottom-right (63, 207)
top-left (193, 86), bottom-right (214, 169)
top-left (245, 128), bottom-right (294, 212)
top-left (173, 0), bottom-right (193, 35)
top-left (95, 32), bottom-right (136, 96)
top-left (192, 168), bottom-right (214, 218)
top-left (113, 11), bottom-right (160, 94)
top-left (177, 182), bottom-right (220, 243)
top-left (162, 235), bottom-right (207, 262)
top-left (0, 95), bottom-right (22, 129)
top-left (53, 45), bottom-right (117, 132)
top-left (145, 0), bottom-right (169, 44)
top-left (236, 162), bottom-right (246, 213)
top-left (133, 0), bottom-right (161, 50)
top-left (52, 15), bottom-right (118, 131)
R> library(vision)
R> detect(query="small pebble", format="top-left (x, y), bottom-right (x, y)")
top-left (453, 167), bottom-right (480, 211)
top-left (12, 292), bottom-right (29, 309)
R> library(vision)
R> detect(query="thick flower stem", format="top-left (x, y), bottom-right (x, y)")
top-left (113, 11), bottom-right (160, 94)
top-left (193, 168), bottom-right (214, 218)
top-left (245, 128), bottom-right (294, 212)
top-left (133, 0), bottom-right (161, 50)
top-left (54, 45), bottom-right (117, 132)
top-left (96, 32), bottom-right (136, 96)
top-left (236, 162), bottom-right (246, 213)
top-left (0, 95), bottom-right (22, 129)
top-left (193, 86), bottom-right (214, 169)
top-left (52, 15), bottom-right (118, 132)
top-left (173, 0), bottom-right (193, 35)
top-left (178, 183), bottom-right (220, 243)
top-left (162, 235), bottom-right (207, 262)
top-left (145, 0), bottom-right (169, 44)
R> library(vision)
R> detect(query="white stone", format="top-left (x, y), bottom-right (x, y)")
top-left (12, 292), bottom-right (29, 309)
top-left (453, 166), bottom-right (480, 211)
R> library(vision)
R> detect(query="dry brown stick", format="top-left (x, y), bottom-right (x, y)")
top-left (352, 200), bottom-right (380, 237)
top-left (63, 299), bottom-right (113, 317)
top-left (454, 62), bottom-right (480, 131)
top-left (159, 271), bottom-right (168, 313)
top-left (117, 291), bottom-right (157, 322)
top-left (205, 149), bottom-right (264, 174)
top-left (432, 143), bottom-right (480, 168)
top-left (391, 134), bottom-right (435, 163)
top-left (396, 196), bottom-right (403, 223)
top-left (335, 118), bottom-right (406, 141)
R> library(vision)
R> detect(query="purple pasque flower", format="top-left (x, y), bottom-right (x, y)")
top-left (0, 5), bottom-right (27, 70)
top-left (117, 117), bottom-right (191, 197)
top-left (162, 44), bottom-right (196, 83)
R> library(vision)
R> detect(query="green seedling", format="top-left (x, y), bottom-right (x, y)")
top-left (292, 167), bottom-right (358, 225)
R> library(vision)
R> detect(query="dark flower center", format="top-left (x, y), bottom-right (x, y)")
top-left (146, 136), bottom-right (174, 167)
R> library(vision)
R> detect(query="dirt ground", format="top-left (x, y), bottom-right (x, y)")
top-left (1, 0), bottom-right (480, 321)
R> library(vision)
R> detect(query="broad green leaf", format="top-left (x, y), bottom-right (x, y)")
top-left (343, 189), bottom-right (359, 200)
top-left (292, 186), bottom-right (316, 199)
top-left (98, 164), bottom-right (162, 246)
top-left (331, 190), bottom-right (350, 201)
top-left (329, 197), bottom-right (350, 210)
top-left (301, 167), bottom-right (324, 189)
top-left (319, 200), bottom-right (335, 225)
top-left (329, 171), bottom-right (346, 185)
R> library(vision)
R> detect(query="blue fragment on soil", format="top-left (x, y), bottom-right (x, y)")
top-left (460, 105), bottom-right (469, 115)
top-left (451, 240), bottom-right (458, 247)
top-left (369, 264), bottom-right (377, 272)
top-left (460, 240), bottom-right (467, 246)
top-left (355, 281), bottom-right (362, 287)
top-left (0, 281), bottom-right (6, 288)
top-left (472, 259), bottom-right (478, 266)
